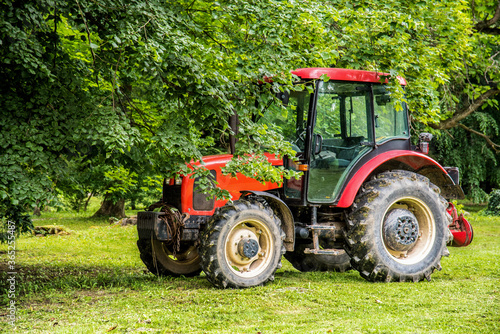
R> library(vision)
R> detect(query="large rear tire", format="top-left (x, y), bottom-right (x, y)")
top-left (137, 238), bottom-right (202, 277)
top-left (345, 170), bottom-right (450, 282)
top-left (199, 199), bottom-right (285, 288)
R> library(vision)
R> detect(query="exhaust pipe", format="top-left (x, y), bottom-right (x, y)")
top-left (447, 203), bottom-right (474, 247)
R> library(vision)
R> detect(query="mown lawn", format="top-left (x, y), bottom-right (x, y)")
top-left (1, 208), bottom-right (499, 333)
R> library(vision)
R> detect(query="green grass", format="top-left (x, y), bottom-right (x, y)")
top-left (1, 208), bottom-right (499, 333)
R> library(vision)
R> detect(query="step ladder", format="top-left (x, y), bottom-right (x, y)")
top-left (303, 225), bottom-right (341, 255)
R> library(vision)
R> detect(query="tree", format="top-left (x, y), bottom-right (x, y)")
top-left (0, 0), bottom-right (331, 236)
top-left (430, 1), bottom-right (500, 132)
top-left (429, 0), bottom-right (500, 201)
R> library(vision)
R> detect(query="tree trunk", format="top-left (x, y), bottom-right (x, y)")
top-left (33, 206), bottom-right (41, 216)
top-left (75, 198), bottom-right (81, 213)
top-left (33, 199), bottom-right (41, 215)
top-left (93, 197), bottom-right (126, 218)
top-left (84, 192), bottom-right (94, 212)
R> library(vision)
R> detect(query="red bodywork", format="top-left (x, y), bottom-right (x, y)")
top-left (179, 150), bottom-right (471, 248)
top-left (292, 68), bottom-right (407, 85)
top-left (183, 150), bottom-right (457, 210)
top-left (180, 154), bottom-right (282, 216)
top-left (336, 150), bottom-right (453, 208)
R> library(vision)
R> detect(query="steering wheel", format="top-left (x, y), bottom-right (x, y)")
top-left (294, 129), bottom-right (306, 147)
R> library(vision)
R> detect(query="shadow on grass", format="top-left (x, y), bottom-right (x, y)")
top-left (0, 263), bottom-right (213, 305)
top-left (0, 262), bottom-right (364, 305)
top-left (31, 215), bottom-right (116, 231)
top-left (277, 267), bottom-right (363, 284)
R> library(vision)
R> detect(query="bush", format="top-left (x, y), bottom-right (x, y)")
top-left (0, 203), bottom-right (34, 243)
top-left (486, 189), bottom-right (500, 215)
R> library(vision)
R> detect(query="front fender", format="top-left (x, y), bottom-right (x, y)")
top-left (241, 190), bottom-right (295, 251)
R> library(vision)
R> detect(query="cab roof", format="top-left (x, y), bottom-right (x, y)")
top-left (292, 68), bottom-right (407, 85)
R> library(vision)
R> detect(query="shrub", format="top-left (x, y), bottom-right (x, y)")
top-left (486, 189), bottom-right (500, 215)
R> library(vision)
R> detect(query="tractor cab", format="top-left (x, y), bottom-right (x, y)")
top-left (259, 68), bottom-right (410, 206)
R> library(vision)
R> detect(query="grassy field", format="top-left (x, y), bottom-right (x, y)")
top-left (1, 205), bottom-right (499, 333)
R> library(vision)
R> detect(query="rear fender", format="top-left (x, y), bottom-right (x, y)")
top-left (336, 150), bottom-right (464, 208)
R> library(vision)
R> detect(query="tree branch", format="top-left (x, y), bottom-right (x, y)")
top-left (120, 93), bottom-right (156, 136)
top-left (75, 0), bottom-right (96, 68)
top-left (431, 88), bottom-right (500, 130)
top-left (458, 123), bottom-right (500, 153)
top-left (486, 2), bottom-right (500, 26)
top-left (474, 1), bottom-right (500, 34)
top-left (475, 27), bottom-right (500, 35)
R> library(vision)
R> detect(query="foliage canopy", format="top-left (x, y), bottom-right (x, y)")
top-left (1, 0), bottom-right (499, 234)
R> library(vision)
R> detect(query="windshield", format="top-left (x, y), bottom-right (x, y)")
top-left (372, 85), bottom-right (409, 143)
top-left (315, 81), bottom-right (373, 142)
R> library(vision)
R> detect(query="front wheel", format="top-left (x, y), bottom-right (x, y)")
top-left (199, 199), bottom-right (285, 288)
top-left (344, 170), bottom-right (450, 282)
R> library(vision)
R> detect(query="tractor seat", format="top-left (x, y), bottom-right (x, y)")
top-left (311, 151), bottom-right (337, 169)
top-left (337, 158), bottom-right (351, 168)
top-left (311, 151), bottom-right (351, 169)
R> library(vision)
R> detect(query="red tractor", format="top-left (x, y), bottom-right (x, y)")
top-left (137, 68), bottom-right (473, 288)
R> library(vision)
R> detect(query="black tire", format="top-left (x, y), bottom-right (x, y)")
top-left (137, 238), bottom-right (202, 277)
top-left (344, 170), bottom-right (450, 282)
top-left (284, 241), bottom-right (351, 272)
top-left (199, 199), bottom-right (285, 288)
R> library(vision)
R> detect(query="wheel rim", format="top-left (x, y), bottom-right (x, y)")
top-left (381, 197), bottom-right (436, 265)
top-left (225, 219), bottom-right (274, 278)
top-left (156, 241), bottom-right (199, 266)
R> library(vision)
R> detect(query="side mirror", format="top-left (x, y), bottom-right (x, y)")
top-left (277, 91), bottom-right (290, 106)
top-left (314, 134), bottom-right (323, 155)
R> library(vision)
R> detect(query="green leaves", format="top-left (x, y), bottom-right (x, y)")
top-left (319, 74), bottom-right (330, 82)
top-left (102, 166), bottom-right (138, 202)
top-left (1, 0), bottom-right (499, 232)
top-left (486, 189), bottom-right (500, 215)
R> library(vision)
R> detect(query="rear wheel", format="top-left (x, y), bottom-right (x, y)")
top-left (345, 170), bottom-right (450, 282)
top-left (137, 238), bottom-right (201, 277)
top-left (199, 199), bottom-right (285, 288)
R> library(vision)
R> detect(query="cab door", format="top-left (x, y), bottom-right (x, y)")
top-left (257, 88), bottom-right (312, 203)
top-left (307, 81), bottom-right (374, 203)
